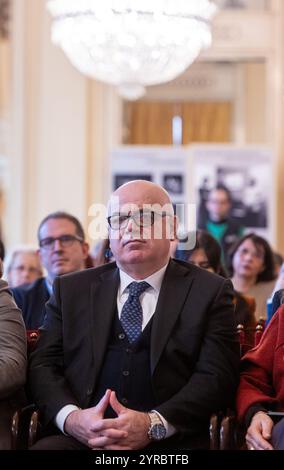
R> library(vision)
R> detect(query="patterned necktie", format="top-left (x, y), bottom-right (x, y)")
top-left (120, 281), bottom-right (150, 343)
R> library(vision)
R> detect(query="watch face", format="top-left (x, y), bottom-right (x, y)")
top-left (151, 423), bottom-right (167, 441)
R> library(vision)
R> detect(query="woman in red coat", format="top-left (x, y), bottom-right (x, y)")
top-left (236, 305), bottom-right (284, 450)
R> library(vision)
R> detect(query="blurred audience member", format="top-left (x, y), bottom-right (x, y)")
top-left (199, 185), bottom-right (244, 266)
top-left (176, 230), bottom-right (256, 329)
top-left (12, 212), bottom-right (89, 329)
top-left (268, 288), bottom-right (284, 324)
top-left (273, 252), bottom-right (284, 276)
top-left (266, 261), bottom-right (284, 323)
top-left (175, 229), bottom-right (226, 275)
top-left (229, 233), bottom-right (276, 321)
top-left (5, 247), bottom-right (43, 288)
top-left (0, 261), bottom-right (27, 449)
top-left (236, 305), bottom-right (284, 450)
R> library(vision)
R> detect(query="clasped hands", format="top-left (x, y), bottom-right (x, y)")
top-left (64, 389), bottom-right (150, 450)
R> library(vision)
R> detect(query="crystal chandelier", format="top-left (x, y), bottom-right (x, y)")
top-left (47, 0), bottom-right (217, 100)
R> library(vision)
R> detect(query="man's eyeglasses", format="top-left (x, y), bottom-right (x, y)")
top-left (107, 210), bottom-right (168, 230)
top-left (39, 235), bottom-right (83, 250)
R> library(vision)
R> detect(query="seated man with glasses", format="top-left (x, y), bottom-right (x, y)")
top-left (12, 212), bottom-right (89, 329)
top-left (29, 180), bottom-right (239, 450)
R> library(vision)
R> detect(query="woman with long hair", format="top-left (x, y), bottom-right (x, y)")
top-left (175, 230), bottom-right (256, 328)
top-left (228, 233), bottom-right (276, 321)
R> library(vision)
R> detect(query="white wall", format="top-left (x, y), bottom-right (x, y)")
top-left (6, 0), bottom-right (122, 248)
top-left (3, 0), bottom-right (284, 253)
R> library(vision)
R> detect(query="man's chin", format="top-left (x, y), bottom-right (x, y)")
top-left (53, 266), bottom-right (70, 277)
top-left (122, 252), bottom-right (146, 264)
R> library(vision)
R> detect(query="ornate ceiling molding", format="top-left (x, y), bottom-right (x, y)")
top-left (0, 0), bottom-right (10, 39)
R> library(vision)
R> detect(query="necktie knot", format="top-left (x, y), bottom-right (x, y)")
top-left (128, 281), bottom-right (150, 298)
top-left (120, 281), bottom-right (150, 343)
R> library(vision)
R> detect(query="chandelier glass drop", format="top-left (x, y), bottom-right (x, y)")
top-left (47, 0), bottom-right (217, 100)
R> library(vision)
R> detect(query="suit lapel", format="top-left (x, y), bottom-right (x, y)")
top-left (150, 260), bottom-right (195, 374)
top-left (90, 267), bottom-right (120, 382)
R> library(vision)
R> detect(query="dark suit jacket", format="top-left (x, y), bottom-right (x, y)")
top-left (0, 279), bottom-right (27, 449)
top-left (29, 260), bottom-right (239, 443)
top-left (12, 277), bottom-right (50, 329)
top-left (271, 289), bottom-right (284, 318)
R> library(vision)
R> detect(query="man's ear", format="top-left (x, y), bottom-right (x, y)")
top-left (169, 215), bottom-right (178, 241)
top-left (37, 248), bottom-right (43, 264)
top-left (82, 242), bottom-right (90, 259)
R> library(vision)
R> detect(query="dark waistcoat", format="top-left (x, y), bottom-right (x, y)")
top-left (91, 310), bottom-right (156, 417)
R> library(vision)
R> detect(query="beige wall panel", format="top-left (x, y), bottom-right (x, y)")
top-left (244, 63), bottom-right (266, 143)
top-left (35, 3), bottom-right (87, 235)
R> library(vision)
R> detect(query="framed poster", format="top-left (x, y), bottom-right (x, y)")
top-left (111, 146), bottom-right (189, 208)
top-left (111, 144), bottom-right (274, 246)
top-left (189, 144), bottom-right (274, 243)
top-left (111, 146), bottom-right (196, 246)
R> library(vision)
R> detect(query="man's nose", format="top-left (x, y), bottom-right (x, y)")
top-left (53, 239), bottom-right (63, 251)
top-left (124, 217), bottom-right (142, 237)
top-left (125, 217), bottom-right (134, 232)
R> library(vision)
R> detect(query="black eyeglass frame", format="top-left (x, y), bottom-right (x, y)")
top-left (107, 210), bottom-right (169, 230)
top-left (39, 234), bottom-right (84, 250)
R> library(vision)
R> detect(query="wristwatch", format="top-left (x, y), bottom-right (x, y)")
top-left (147, 411), bottom-right (167, 441)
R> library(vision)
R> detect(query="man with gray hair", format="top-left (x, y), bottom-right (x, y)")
top-left (6, 246), bottom-right (43, 288)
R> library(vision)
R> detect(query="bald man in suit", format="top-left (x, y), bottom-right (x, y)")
top-left (29, 181), bottom-right (239, 450)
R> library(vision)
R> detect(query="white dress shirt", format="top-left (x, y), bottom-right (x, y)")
top-left (56, 263), bottom-right (176, 438)
top-left (117, 264), bottom-right (167, 330)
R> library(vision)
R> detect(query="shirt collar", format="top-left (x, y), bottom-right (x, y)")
top-left (119, 263), bottom-right (168, 296)
top-left (44, 277), bottom-right (53, 295)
